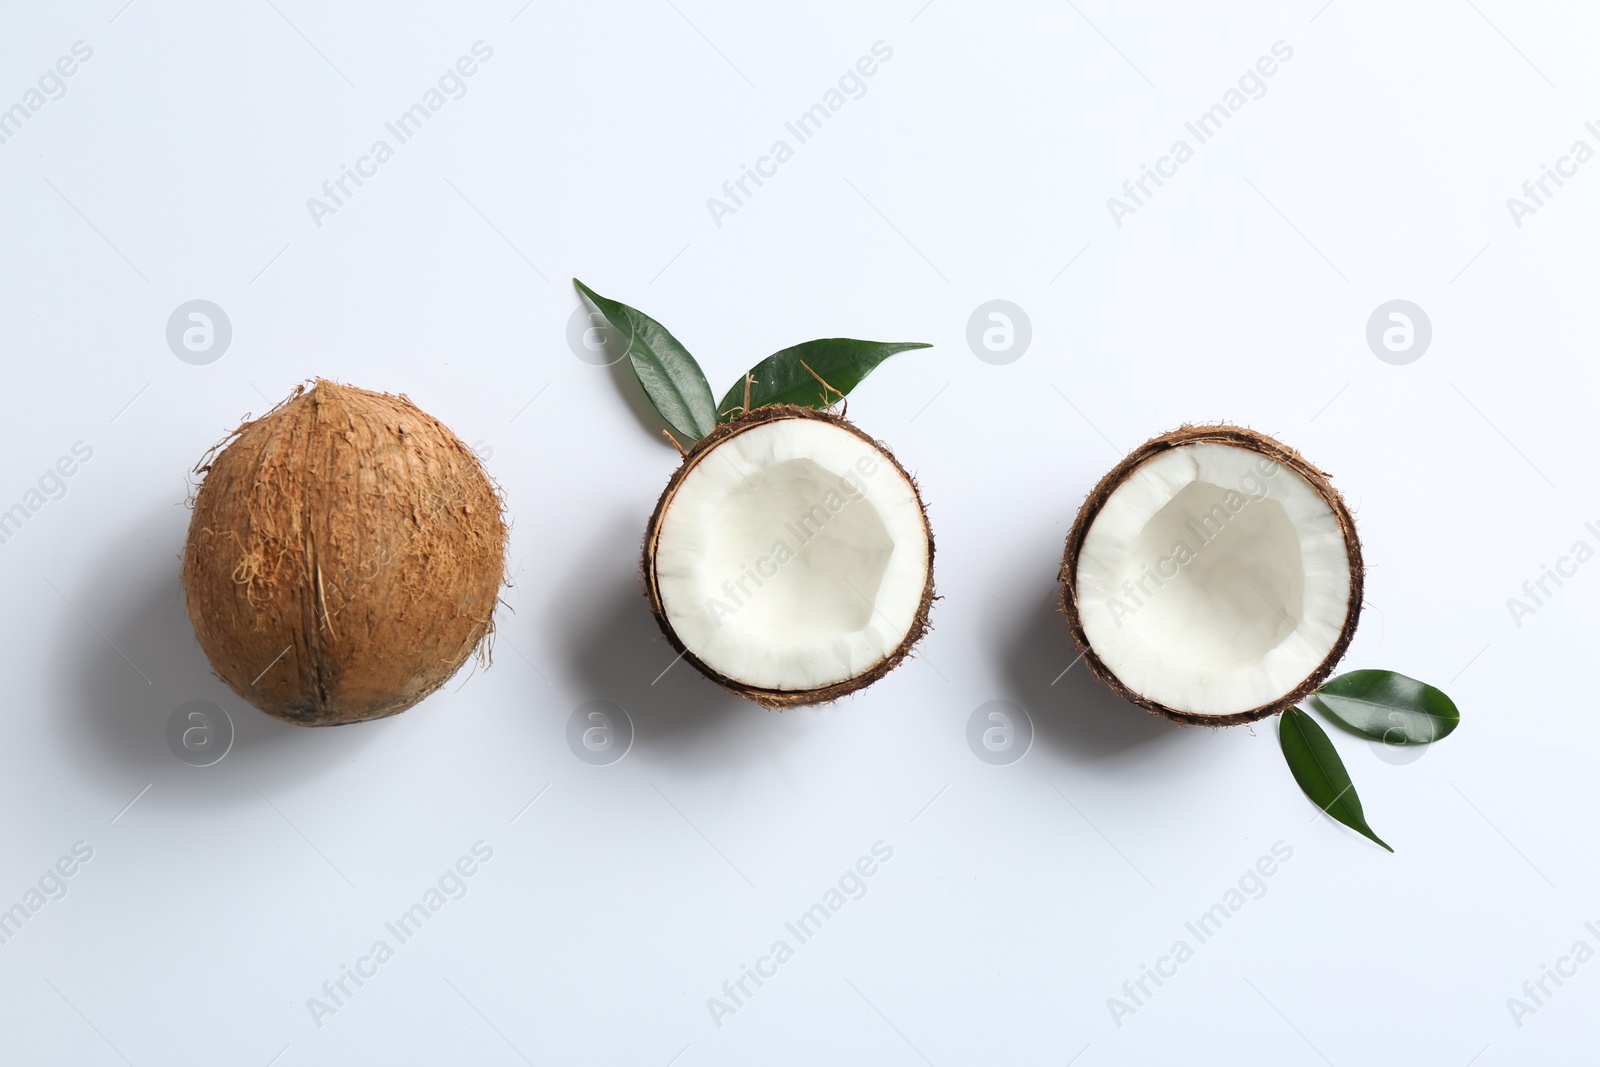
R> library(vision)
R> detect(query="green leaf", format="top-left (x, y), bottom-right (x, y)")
top-left (574, 279), bottom-right (717, 443)
top-left (1278, 707), bottom-right (1393, 852)
top-left (1309, 670), bottom-right (1460, 746)
top-left (715, 339), bottom-right (931, 422)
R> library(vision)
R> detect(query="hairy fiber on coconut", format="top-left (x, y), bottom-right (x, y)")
top-left (182, 380), bottom-right (508, 726)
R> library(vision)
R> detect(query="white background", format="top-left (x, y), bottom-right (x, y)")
top-left (1, 1), bottom-right (1596, 1064)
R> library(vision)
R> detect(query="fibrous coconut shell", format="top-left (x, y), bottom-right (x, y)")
top-left (182, 380), bottom-right (507, 726)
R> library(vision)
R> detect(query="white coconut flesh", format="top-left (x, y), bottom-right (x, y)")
top-left (652, 418), bottom-right (929, 693)
top-left (1075, 442), bottom-right (1353, 718)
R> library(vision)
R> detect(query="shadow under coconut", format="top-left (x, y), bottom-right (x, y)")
top-left (551, 516), bottom-right (747, 758)
top-left (998, 585), bottom-right (1183, 761)
top-left (53, 501), bottom-right (389, 810)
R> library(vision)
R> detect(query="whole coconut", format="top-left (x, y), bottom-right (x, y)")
top-left (182, 380), bottom-right (507, 726)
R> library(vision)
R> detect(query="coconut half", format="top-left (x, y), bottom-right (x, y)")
top-left (1060, 425), bottom-right (1362, 726)
top-left (643, 405), bottom-right (934, 707)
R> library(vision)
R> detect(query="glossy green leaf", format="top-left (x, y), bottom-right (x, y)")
top-left (1309, 670), bottom-right (1460, 745)
top-left (1279, 707), bottom-right (1393, 852)
top-left (574, 279), bottom-right (717, 443)
top-left (715, 339), bottom-right (931, 422)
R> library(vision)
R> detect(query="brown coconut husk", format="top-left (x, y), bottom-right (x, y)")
top-left (182, 380), bottom-right (508, 726)
top-left (642, 404), bottom-right (935, 708)
top-left (1058, 424), bottom-right (1364, 727)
